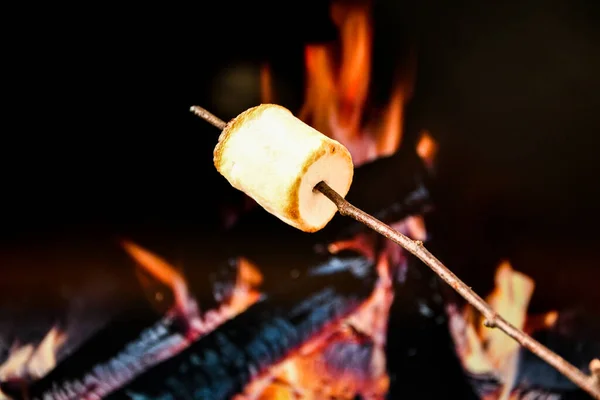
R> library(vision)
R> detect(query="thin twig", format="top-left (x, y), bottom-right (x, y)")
top-left (190, 106), bottom-right (227, 130)
top-left (315, 181), bottom-right (600, 399)
top-left (190, 105), bottom-right (600, 399)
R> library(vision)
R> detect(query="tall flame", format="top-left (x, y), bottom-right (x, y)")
top-left (122, 240), bottom-right (192, 319)
top-left (0, 1), bottom-right (435, 397)
top-left (261, 0), bottom-right (413, 166)
top-left (251, 2), bottom-right (429, 398)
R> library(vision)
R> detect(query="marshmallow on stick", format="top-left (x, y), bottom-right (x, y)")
top-left (214, 104), bottom-right (354, 232)
top-left (194, 104), bottom-right (600, 399)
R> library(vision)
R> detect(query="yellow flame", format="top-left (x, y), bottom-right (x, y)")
top-left (448, 261), bottom-right (561, 398)
top-left (261, 0), bottom-right (412, 167)
top-left (0, 325), bottom-right (67, 385)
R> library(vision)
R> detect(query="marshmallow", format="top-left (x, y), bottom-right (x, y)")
top-left (214, 104), bottom-right (354, 232)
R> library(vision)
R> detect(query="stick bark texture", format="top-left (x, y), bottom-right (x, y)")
top-left (192, 105), bottom-right (600, 399)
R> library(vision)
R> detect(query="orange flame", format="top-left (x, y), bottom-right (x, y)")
top-left (122, 240), bottom-right (192, 319)
top-left (261, 0), bottom-right (413, 167)
top-left (122, 240), bottom-right (262, 338)
top-left (448, 261), bottom-right (559, 398)
top-left (416, 130), bottom-right (438, 170)
top-left (228, 257), bottom-right (264, 316)
top-left (250, 23), bottom-right (430, 386)
top-left (482, 262), bottom-right (534, 373)
top-left (591, 359), bottom-right (600, 389)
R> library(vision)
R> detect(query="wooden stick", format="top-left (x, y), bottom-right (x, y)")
top-left (315, 181), bottom-right (600, 398)
top-left (190, 106), bottom-right (227, 130)
top-left (190, 105), bottom-right (600, 399)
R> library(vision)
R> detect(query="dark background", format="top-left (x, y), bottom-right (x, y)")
top-left (5, 0), bottom-right (599, 308)
top-left (2, 0), bottom-right (600, 397)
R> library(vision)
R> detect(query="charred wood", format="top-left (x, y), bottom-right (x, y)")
top-left (105, 257), bottom-right (376, 400)
top-left (465, 312), bottom-right (600, 399)
top-left (340, 141), bottom-right (433, 225)
top-left (312, 144), bottom-right (433, 242)
top-left (515, 316), bottom-right (600, 399)
top-left (385, 255), bottom-right (478, 399)
top-left (8, 260), bottom-right (244, 400)
top-left (13, 308), bottom-right (180, 400)
top-left (233, 143), bottom-right (432, 238)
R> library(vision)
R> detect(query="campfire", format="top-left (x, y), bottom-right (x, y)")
top-left (1, 1), bottom-right (598, 399)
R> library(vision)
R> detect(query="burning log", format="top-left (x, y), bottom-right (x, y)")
top-left (248, 253), bottom-right (395, 400)
top-left (0, 326), bottom-right (68, 398)
top-left (213, 104), bottom-right (354, 233)
top-left (192, 106), bottom-right (600, 398)
top-left (9, 308), bottom-right (183, 400)
top-left (3, 244), bottom-right (262, 400)
top-left (449, 263), bottom-right (600, 399)
top-left (516, 326), bottom-right (600, 398)
top-left (459, 322), bottom-right (600, 399)
top-left (104, 256), bottom-right (377, 400)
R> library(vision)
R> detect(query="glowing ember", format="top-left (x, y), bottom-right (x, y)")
top-left (235, 212), bottom-right (433, 399)
top-left (591, 359), bottom-right (600, 389)
top-left (0, 242), bottom-right (263, 400)
top-left (416, 130), bottom-right (438, 170)
top-left (238, 239), bottom-right (396, 400)
top-left (447, 261), bottom-right (559, 399)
